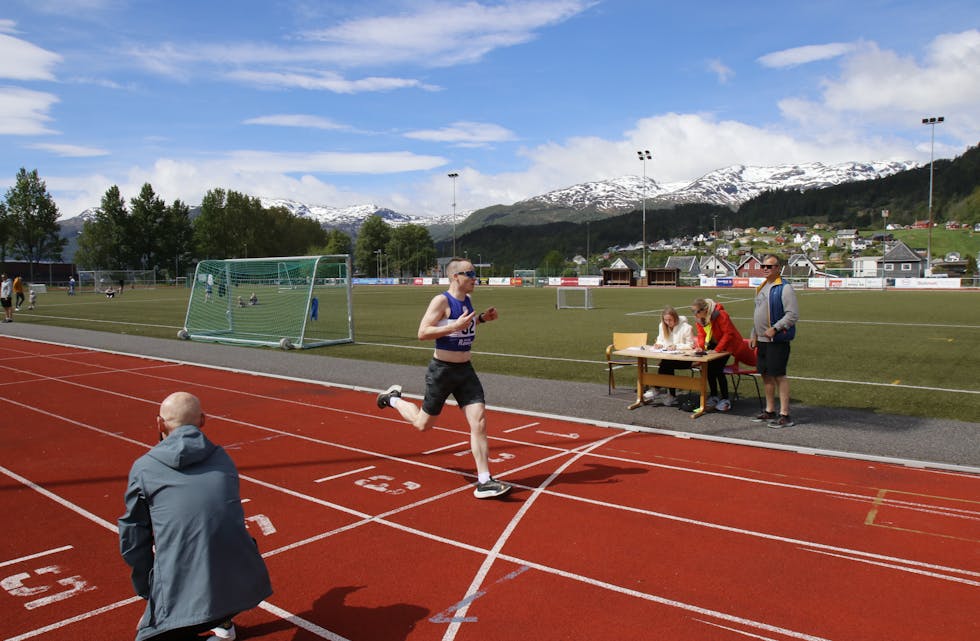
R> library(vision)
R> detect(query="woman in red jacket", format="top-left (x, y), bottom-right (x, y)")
top-left (691, 298), bottom-right (756, 412)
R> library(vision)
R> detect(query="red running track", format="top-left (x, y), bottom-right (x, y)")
top-left (0, 336), bottom-right (978, 641)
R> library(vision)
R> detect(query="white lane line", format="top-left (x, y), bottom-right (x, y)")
top-left (801, 548), bottom-right (980, 586)
top-left (314, 465), bottom-right (375, 483)
top-left (258, 601), bottom-right (352, 641)
top-left (422, 441), bottom-right (469, 455)
top-left (0, 465), bottom-right (118, 533)
top-left (2, 596), bottom-right (142, 641)
top-left (502, 421), bottom-right (539, 433)
top-left (0, 546), bottom-right (74, 569)
top-left (440, 432), bottom-right (624, 641)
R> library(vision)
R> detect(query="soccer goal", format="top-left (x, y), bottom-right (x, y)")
top-left (513, 269), bottom-right (538, 287)
top-left (77, 269), bottom-right (156, 293)
top-left (556, 286), bottom-right (594, 310)
top-left (180, 255), bottom-right (353, 349)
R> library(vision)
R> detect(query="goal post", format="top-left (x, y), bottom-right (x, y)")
top-left (181, 255), bottom-right (353, 349)
top-left (556, 286), bottom-right (594, 310)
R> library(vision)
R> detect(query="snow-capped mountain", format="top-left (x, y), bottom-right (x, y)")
top-left (258, 198), bottom-right (426, 228)
top-left (521, 160), bottom-right (916, 212)
top-left (59, 159), bottom-right (918, 243)
top-left (663, 161), bottom-right (918, 207)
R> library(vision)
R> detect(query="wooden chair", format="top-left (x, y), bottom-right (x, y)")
top-left (605, 332), bottom-right (648, 394)
top-left (725, 339), bottom-right (762, 409)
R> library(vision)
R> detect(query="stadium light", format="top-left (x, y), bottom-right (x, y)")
top-left (636, 150), bottom-right (652, 278)
top-left (921, 116), bottom-right (943, 274)
top-left (448, 172), bottom-right (459, 257)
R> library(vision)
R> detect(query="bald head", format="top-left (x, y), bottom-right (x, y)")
top-left (157, 392), bottom-right (205, 437)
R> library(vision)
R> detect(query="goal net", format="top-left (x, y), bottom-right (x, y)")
top-left (77, 269), bottom-right (156, 293)
top-left (181, 255), bottom-right (353, 349)
top-left (513, 269), bottom-right (538, 287)
top-left (556, 286), bottom-right (593, 310)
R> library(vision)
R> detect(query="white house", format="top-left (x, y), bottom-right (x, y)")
top-left (852, 256), bottom-right (880, 277)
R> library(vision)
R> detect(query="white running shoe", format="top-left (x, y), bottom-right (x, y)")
top-left (706, 396), bottom-right (719, 409)
top-left (211, 621), bottom-right (236, 640)
top-left (715, 398), bottom-right (732, 412)
top-left (662, 394), bottom-right (677, 407)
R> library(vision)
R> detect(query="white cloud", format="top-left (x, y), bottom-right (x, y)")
top-left (707, 59), bottom-right (734, 84)
top-left (758, 42), bottom-right (856, 68)
top-left (0, 87), bottom-right (59, 135)
top-left (299, 1), bottom-right (597, 67)
top-left (243, 114), bottom-right (350, 130)
top-left (0, 19), bottom-right (17, 34)
top-left (26, 142), bottom-right (109, 157)
top-left (0, 32), bottom-right (62, 81)
top-left (776, 30), bottom-right (980, 136)
top-left (226, 69), bottom-right (438, 93)
top-left (126, 1), bottom-right (595, 86)
top-left (404, 121), bottom-right (518, 146)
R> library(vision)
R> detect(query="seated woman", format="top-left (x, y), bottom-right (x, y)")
top-left (644, 306), bottom-right (695, 406)
top-left (691, 297), bottom-right (756, 412)
top-left (104, 286), bottom-right (116, 299)
top-left (249, 292), bottom-right (258, 305)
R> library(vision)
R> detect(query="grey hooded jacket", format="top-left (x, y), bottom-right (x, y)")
top-left (118, 424), bottom-right (272, 640)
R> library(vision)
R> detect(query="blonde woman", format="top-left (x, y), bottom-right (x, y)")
top-left (644, 305), bottom-right (696, 406)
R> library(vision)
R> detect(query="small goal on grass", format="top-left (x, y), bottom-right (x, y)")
top-left (556, 286), bottom-right (593, 310)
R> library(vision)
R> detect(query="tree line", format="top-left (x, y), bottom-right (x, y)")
top-left (1, 167), bottom-right (441, 281)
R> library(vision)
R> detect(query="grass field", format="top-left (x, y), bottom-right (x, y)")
top-left (11, 284), bottom-right (980, 423)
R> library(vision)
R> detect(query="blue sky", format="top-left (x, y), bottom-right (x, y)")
top-left (2, 0), bottom-right (978, 220)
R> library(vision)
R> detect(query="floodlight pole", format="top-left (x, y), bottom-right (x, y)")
top-left (586, 221), bottom-right (590, 276)
top-left (448, 172), bottom-right (459, 257)
top-left (921, 116), bottom-right (943, 274)
top-left (636, 150), bottom-right (652, 278)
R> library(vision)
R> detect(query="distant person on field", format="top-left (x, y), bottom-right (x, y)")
top-left (691, 297), bottom-right (756, 413)
top-left (13, 275), bottom-right (24, 310)
top-left (119, 391), bottom-right (272, 641)
top-left (120, 277), bottom-right (125, 294)
top-left (1, 274), bottom-right (12, 322)
top-left (68, 276), bottom-right (76, 295)
top-left (205, 281), bottom-right (213, 302)
top-left (644, 305), bottom-right (696, 407)
top-left (28, 288), bottom-right (37, 310)
top-left (310, 296), bottom-right (319, 321)
top-left (750, 254), bottom-right (799, 429)
top-left (249, 292), bottom-right (258, 305)
top-left (104, 286), bottom-right (117, 299)
top-left (376, 257), bottom-right (511, 499)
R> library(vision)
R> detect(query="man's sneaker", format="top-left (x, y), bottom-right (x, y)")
top-left (715, 398), bottom-right (732, 412)
top-left (752, 410), bottom-right (778, 423)
top-left (642, 388), bottom-right (657, 402)
top-left (376, 384), bottom-right (402, 409)
top-left (768, 415), bottom-right (796, 429)
top-left (211, 621), bottom-right (236, 640)
top-left (662, 394), bottom-right (677, 407)
top-left (705, 396), bottom-right (719, 409)
top-left (474, 478), bottom-right (512, 499)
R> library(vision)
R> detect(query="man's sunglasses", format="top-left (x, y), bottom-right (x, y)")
top-left (760, 264), bottom-right (777, 270)
top-left (454, 270), bottom-right (478, 279)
